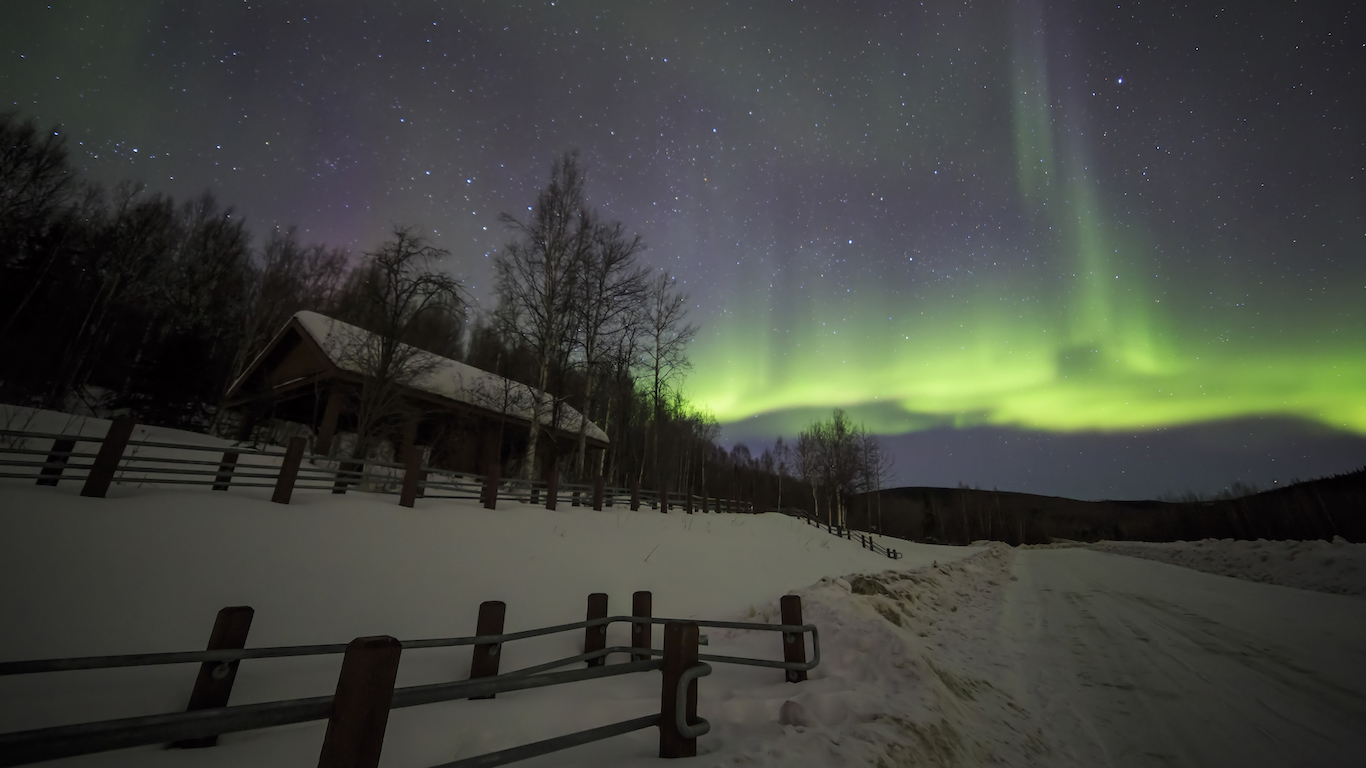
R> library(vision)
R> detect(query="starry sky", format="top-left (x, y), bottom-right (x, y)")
top-left (5, 0), bottom-right (1365, 499)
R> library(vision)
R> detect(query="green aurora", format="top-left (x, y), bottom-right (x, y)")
top-left (687, 5), bottom-right (1366, 438)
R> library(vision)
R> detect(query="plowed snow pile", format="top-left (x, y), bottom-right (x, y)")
top-left (1091, 537), bottom-right (1366, 596)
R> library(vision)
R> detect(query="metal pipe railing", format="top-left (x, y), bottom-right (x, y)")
top-left (0, 615), bottom-right (819, 676)
top-left (0, 659), bottom-right (667, 767)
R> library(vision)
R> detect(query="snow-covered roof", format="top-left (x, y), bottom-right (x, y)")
top-left (291, 311), bottom-right (608, 444)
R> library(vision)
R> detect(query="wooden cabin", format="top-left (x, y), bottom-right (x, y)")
top-left (221, 311), bottom-right (607, 474)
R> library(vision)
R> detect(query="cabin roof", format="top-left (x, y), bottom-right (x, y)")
top-left (226, 311), bottom-right (608, 445)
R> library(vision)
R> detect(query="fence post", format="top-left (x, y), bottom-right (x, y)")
top-left (171, 606), bottom-right (255, 748)
top-left (585, 592), bottom-right (608, 667)
top-left (592, 475), bottom-right (605, 511)
top-left (399, 448), bottom-right (423, 508)
top-left (316, 636), bottom-right (402, 768)
top-left (685, 492), bottom-right (693, 515)
top-left (271, 437), bottom-right (307, 505)
top-left (701, 494), bottom-right (708, 514)
top-left (482, 464), bottom-right (500, 510)
top-left (332, 460), bottom-right (362, 495)
top-left (545, 468), bottom-right (559, 511)
top-left (211, 452), bottom-right (240, 491)
top-left (36, 438), bottom-right (76, 486)
top-left (630, 481), bottom-right (641, 511)
top-left (660, 482), bottom-right (669, 513)
top-left (80, 416), bottom-right (135, 498)
top-left (780, 595), bottom-right (808, 683)
top-left (659, 621), bottom-right (700, 759)
top-left (631, 590), bottom-right (653, 662)
top-left (469, 600), bottom-right (506, 698)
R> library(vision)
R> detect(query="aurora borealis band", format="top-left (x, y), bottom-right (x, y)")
top-left (5, 1), bottom-right (1364, 496)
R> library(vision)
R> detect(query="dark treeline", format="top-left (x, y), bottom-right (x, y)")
top-left (843, 467), bottom-right (1366, 544)
top-left (0, 112), bottom-right (827, 503)
top-left (0, 114), bottom-right (348, 429)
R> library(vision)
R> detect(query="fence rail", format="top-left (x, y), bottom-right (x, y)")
top-left (0, 593), bottom-right (817, 768)
top-left (0, 421), bottom-right (757, 514)
top-left (785, 508), bottom-right (902, 559)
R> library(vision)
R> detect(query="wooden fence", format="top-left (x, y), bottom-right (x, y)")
top-left (0, 418), bottom-right (755, 514)
top-left (783, 508), bottom-right (903, 559)
top-left (0, 592), bottom-right (818, 768)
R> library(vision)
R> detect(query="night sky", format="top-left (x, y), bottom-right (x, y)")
top-left (5, 1), bottom-right (1365, 499)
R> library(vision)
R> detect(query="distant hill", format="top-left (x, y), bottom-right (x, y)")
top-left (845, 467), bottom-right (1366, 545)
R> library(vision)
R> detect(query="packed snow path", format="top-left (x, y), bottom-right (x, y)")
top-left (1000, 549), bottom-right (1366, 767)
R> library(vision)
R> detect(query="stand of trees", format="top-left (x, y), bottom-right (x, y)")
top-left (1, 113), bottom-right (825, 505)
top-left (790, 409), bottom-right (894, 529)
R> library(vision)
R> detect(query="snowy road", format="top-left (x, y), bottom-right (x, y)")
top-left (1001, 549), bottom-right (1366, 767)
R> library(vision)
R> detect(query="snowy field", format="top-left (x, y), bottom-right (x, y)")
top-left (1090, 537), bottom-right (1366, 597)
top-left (3, 414), bottom-right (1365, 766)
top-left (0, 473), bottom-right (986, 767)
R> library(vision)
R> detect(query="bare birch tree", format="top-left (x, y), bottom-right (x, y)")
top-left (570, 220), bottom-right (648, 477)
top-left (494, 151), bottom-right (593, 479)
top-left (641, 270), bottom-right (696, 482)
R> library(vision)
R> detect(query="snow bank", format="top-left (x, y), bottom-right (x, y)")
top-left (1091, 538), bottom-right (1366, 597)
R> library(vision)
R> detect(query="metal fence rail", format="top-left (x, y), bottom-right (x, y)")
top-left (0, 616), bottom-right (819, 677)
top-left (0, 593), bottom-right (817, 768)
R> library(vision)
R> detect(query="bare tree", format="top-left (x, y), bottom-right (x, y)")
top-left (796, 427), bottom-right (823, 523)
top-left (642, 270), bottom-right (697, 482)
top-left (0, 114), bottom-right (83, 337)
top-left (797, 408), bottom-right (874, 528)
top-left (772, 435), bottom-right (792, 510)
top-left (231, 227), bottom-right (348, 380)
top-left (859, 432), bottom-right (894, 532)
top-left (570, 219), bottom-right (648, 477)
top-left (0, 114), bottom-right (76, 273)
top-left (332, 226), bottom-right (464, 459)
top-left (495, 151), bottom-right (593, 479)
top-left (53, 183), bottom-right (178, 407)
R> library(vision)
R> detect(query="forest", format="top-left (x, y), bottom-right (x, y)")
top-left (1, 112), bottom-right (892, 522)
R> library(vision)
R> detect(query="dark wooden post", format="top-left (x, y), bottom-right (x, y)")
top-left (172, 606), bottom-right (255, 748)
top-left (399, 448), bottom-right (423, 508)
top-left (271, 436), bottom-right (307, 505)
top-left (660, 482), bottom-right (669, 513)
top-left (545, 468), bottom-right (559, 511)
top-left (469, 600), bottom-right (506, 698)
top-left (482, 463), bottom-right (500, 510)
top-left (314, 389), bottom-right (344, 457)
top-left (316, 636), bottom-right (402, 768)
top-left (631, 590), bottom-right (652, 662)
top-left (701, 494), bottom-right (708, 514)
top-left (332, 460), bottom-right (362, 495)
top-left (592, 476), bottom-right (605, 511)
top-left (780, 595), bottom-right (808, 683)
top-left (630, 480), bottom-right (641, 511)
top-left (659, 621), bottom-right (700, 759)
top-left (585, 592), bottom-right (608, 667)
top-left (36, 438), bottom-right (76, 486)
top-left (685, 491), bottom-right (693, 515)
top-left (80, 416), bottom-right (135, 498)
top-left (211, 452), bottom-right (240, 491)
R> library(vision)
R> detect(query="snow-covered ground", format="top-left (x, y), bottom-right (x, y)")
top-left (1001, 548), bottom-right (1366, 766)
top-left (3, 415), bottom-right (1365, 767)
top-left (0, 469), bottom-right (984, 767)
top-left (1090, 538), bottom-right (1366, 597)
